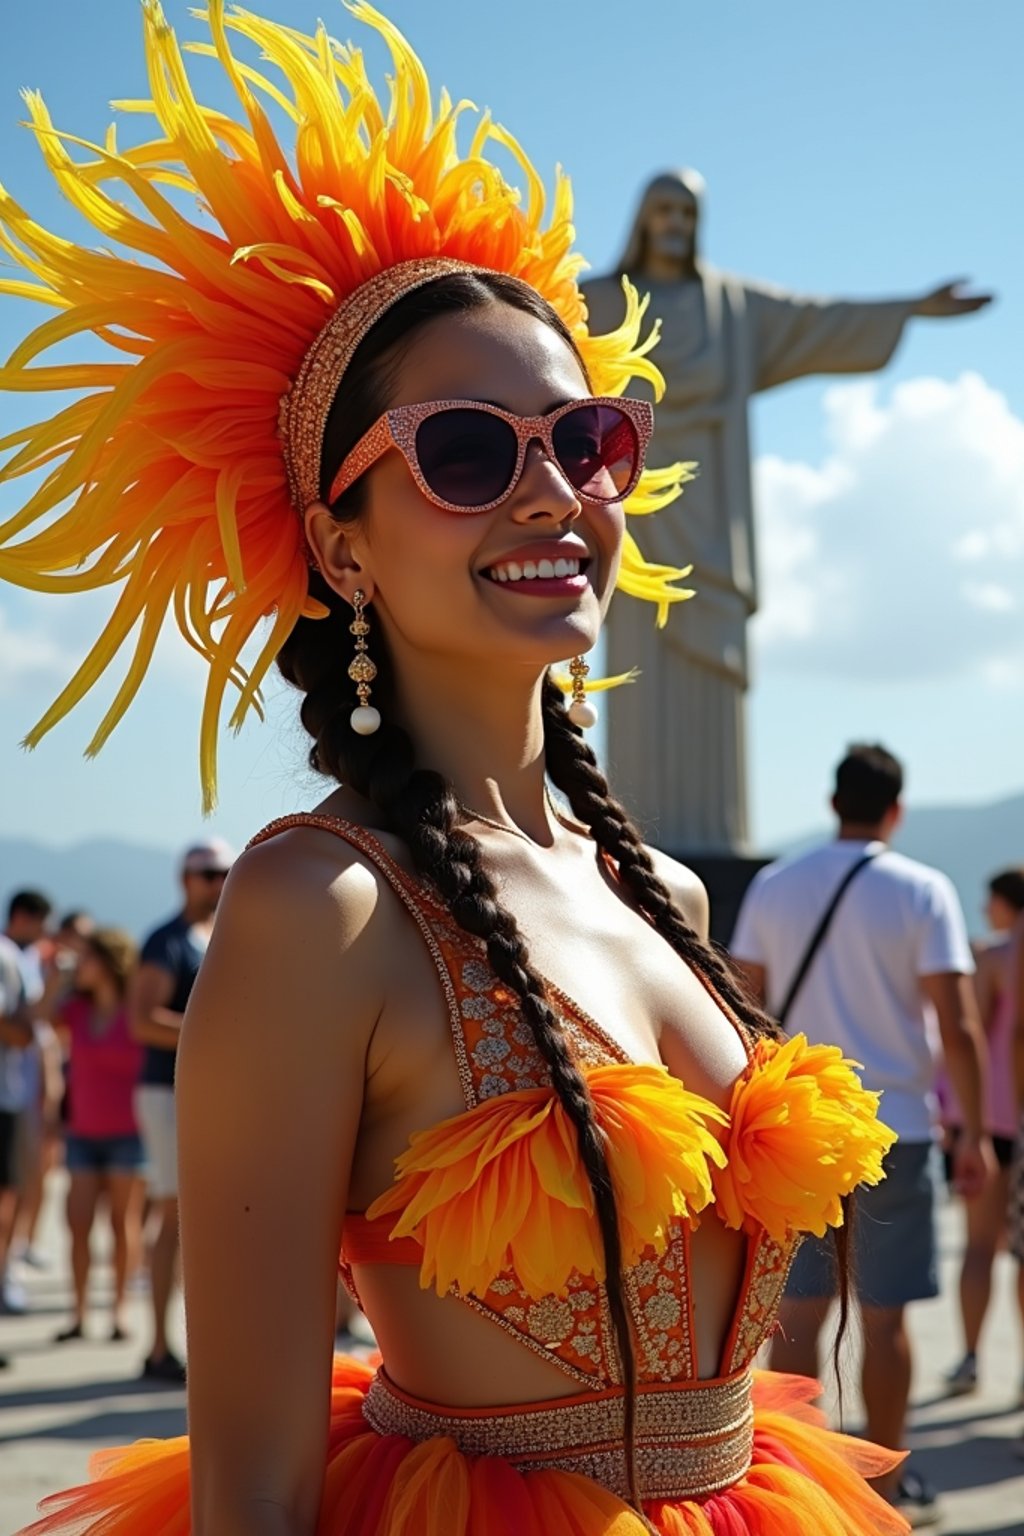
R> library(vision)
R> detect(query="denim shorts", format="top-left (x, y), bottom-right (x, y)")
top-left (0, 1108), bottom-right (21, 1189)
top-left (785, 1140), bottom-right (940, 1308)
top-left (65, 1132), bottom-right (147, 1176)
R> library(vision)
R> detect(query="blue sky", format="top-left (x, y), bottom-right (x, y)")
top-left (1, 0), bottom-right (1021, 857)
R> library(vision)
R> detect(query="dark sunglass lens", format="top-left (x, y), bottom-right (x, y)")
top-left (552, 405), bottom-right (639, 501)
top-left (415, 409), bottom-right (518, 508)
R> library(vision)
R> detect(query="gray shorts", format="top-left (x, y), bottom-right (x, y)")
top-left (785, 1140), bottom-right (939, 1309)
top-left (134, 1085), bottom-right (178, 1200)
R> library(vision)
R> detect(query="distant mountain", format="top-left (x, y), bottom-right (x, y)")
top-left (0, 835), bottom-right (182, 938)
top-left (1, 790), bottom-right (1021, 940)
top-left (778, 790), bottom-right (1023, 933)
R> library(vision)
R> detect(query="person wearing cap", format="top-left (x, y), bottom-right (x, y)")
top-left (1, 890), bottom-right (54, 1317)
top-left (130, 838), bottom-right (233, 1383)
top-left (0, 935), bottom-right (32, 1364)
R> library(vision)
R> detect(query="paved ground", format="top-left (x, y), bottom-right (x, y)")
top-left (2, 1175), bottom-right (1022, 1534)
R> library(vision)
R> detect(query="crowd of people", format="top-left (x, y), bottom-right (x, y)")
top-left (0, 833), bottom-right (370, 1389)
top-left (0, 836), bottom-right (234, 1379)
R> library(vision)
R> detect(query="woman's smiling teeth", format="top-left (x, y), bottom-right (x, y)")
top-left (487, 557), bottom-right (583, 583)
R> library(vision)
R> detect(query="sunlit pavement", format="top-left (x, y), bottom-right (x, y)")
top-left (2, 1173), bottom-right (1022, 1534)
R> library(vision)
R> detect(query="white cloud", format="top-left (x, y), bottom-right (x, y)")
top-left (0, 602), bottom-right (79, 698)
top-left (962, 581), bottom-right (1015, 613)
top-left (752, 372), bottom-right (1024, 686)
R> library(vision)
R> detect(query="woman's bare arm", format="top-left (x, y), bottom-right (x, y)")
top-left (176, 832), bottom-right (386, 1536)
top-left (971, 939), bottom-right (1000, 1033)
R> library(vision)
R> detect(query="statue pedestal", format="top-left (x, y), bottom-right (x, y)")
top-left (669, 850), bottom-right (773, 947)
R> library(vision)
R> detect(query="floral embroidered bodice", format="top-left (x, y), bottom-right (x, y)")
top-left (250, 815), bottom-right (895, 1392)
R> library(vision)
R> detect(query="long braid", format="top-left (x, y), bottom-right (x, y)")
top-left (276, 266), bottom-right (817, 1510)
top-left (541, 674), bottom-right (855, 1391)
top-left (278, 595), bottom-right (646, 1512)
top-left (541, 678), bottom-right (781, 1042)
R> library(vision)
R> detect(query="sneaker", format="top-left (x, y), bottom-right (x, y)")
top-left (893, 1469), bottom-right (942, 1529)
top-left (18, 1246), bottom-right (51, 1272)
top-left (943, 1351), bottom-right (977, 1396)
top-left (0, 1276), bottom-right (28, 1315)
top-left (141, 1351), bottom-right (187, 1385)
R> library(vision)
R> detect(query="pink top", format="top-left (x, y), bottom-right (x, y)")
top-left (939, 941), bottom-right (1019, 1140)
top-left (982, 983), bottom-right (1019, 1138)
top-left (61, 994), bottom-right (143, 1140)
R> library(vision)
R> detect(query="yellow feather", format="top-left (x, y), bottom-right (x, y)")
top-left (86, 559), bottom-right (180, 756)
top-left (214, 465), bottom-right (247, 594)
top-left (0, 0), bottom-right (695, 807)
top-left (0, 279), bottom-right (66, 307)
top-left (551, 667), bottom-right (640, 696)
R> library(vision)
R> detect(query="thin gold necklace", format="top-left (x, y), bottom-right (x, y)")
top-left (456, 787), bottom-right (563, 845)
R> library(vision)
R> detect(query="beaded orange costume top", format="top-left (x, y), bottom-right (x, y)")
top-left (245, 814), bottom-right (896, 1499)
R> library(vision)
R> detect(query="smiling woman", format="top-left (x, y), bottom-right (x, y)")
top-left (2, 5), bottom-right (903, 1536)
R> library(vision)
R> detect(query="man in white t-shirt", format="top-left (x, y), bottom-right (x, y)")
top-left (731, 743), bottom-right (991, 1527)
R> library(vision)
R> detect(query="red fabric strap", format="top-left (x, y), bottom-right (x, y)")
top-left (342, 1211), bottom-right (422, 1267)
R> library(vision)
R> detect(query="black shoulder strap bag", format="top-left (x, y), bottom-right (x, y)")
top-left (775, 849), bottom-right (882, 1028)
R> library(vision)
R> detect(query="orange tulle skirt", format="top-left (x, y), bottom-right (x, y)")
top-left (20, 1359), bottom-right (907, 1536)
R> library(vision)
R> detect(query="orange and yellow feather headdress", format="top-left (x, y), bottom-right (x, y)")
top-left (0, 0), bottom-right (692, 808)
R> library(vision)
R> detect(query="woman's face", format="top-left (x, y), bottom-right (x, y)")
top-left (75, 948), bottom-right (105, 994)
top-left (323, 302), bottom-right (624, 680)
top-left (985, 892), bottom-right (1019, 933)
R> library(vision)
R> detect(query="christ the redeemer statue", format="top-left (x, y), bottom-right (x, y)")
top-left (583, 170), bottom-right (991, 853)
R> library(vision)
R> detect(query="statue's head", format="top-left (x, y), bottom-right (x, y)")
top-left (617, 169), bottom-right (705, 281)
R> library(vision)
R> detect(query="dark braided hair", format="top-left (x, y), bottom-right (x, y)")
top-left (276, 271), bottom-right (849, 1507)
top-left (539, 673), bottom-right (855, 1397)
top-left (541, 675), bottom-right (779, 1038)
top-left (279, 270), bottom-right (647, 1507)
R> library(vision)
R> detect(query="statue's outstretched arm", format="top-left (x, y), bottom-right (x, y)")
top-left (747, 273), bottom-right (988, 395)
top-left (913, 279), bottom-right (994, 318)
top-left (747, 280), bottom-right (914, 392)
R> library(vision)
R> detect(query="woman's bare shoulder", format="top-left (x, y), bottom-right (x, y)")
top-left (644, 846), bottom-right (711, 942)
top-left (228, 822), bottom-right (382, 916)
top-left (973, 932), bottom-right (1013, 984)
top-left (200, 822), bottom-right (405, 1009)
top-left (176, 823), bottom-right (414, 1145)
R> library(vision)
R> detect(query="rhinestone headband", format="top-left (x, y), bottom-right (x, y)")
top-left (281, 256), bottom-right (499, 512)
top-left (0, 1), bottom-right (693, 815)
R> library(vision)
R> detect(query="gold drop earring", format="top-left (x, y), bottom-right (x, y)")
top-left (348, 589), bottom-right (381, 735)
top-left (567, 655), bottom-right (598, 729)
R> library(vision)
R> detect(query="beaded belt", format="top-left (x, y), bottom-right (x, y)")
top-left (362, 1368), bottom-right (754, 1501)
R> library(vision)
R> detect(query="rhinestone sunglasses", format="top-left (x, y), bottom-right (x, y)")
top-left (326, 397), bottom-right (654, 513)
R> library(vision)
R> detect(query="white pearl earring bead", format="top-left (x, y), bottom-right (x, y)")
top-left (350, 705), bottom-right (381, 735)
top-left (568, 698), bottom-right (598, 729)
